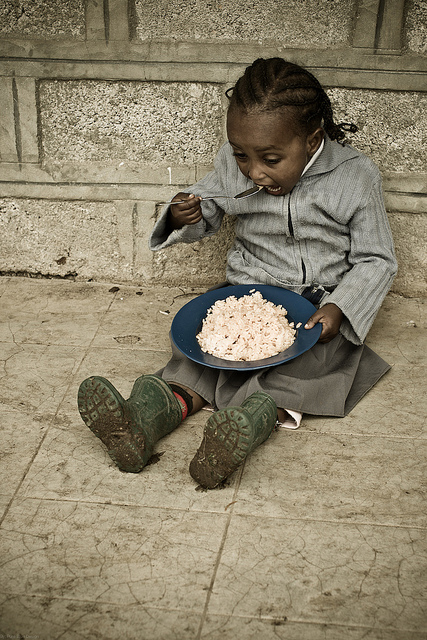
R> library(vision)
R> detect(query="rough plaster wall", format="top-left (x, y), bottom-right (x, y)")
top-left (38, 82), bottom-right (426, 174)
top-left (1, 80), bottom-right (426, 294)
top-left (0, 0), bottom-right (425, 296)
top-left (388, 212), bottom-right (427, 297)
top-left (404, 0), bottom-right (427, 54)
top-left (150, 214), bottom-right (235, 285)
top-left (39, 81), bottom-right (224, 166)
top-left (328, 89), bottom-right (427, 173)
top-left (133, 0), bottom-right (355, 46)
top-left (0, 199), bottom-right (133, 281)
top-left (0, 0), bottom-right (85, 38)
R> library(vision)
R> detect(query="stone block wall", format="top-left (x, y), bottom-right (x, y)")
top-left (0, 0), bottom-right (426, 296)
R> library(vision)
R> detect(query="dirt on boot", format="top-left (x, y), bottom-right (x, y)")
top-left (189, 392), bottom-right (277, 489)
top-left (78, 376), bottom-right (149, 473)
top-left (189, 407), bottom-right (255, 489)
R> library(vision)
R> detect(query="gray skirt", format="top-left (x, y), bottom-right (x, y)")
top-left (157, 333), bottom-right (391, 417)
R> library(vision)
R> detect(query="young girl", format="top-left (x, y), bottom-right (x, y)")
top-left (78, 58), bottom-right (397, 489)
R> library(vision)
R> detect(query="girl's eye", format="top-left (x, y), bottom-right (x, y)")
top-left (265, 158), bottom-right (281, 165)
top-left (232, 152), bottom-right (247, 160)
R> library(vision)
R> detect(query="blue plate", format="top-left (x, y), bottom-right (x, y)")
top-left (171, 284), bottom-right (322, 371)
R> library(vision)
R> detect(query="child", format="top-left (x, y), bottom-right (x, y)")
top-left (78, 58), bottom-right (397, 489)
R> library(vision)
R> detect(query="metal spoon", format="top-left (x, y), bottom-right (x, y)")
top-left (166, 185), bottom-right (263, 205)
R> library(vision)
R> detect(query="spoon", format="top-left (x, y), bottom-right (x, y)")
top-left (166, 185), bottom-right (263, 205)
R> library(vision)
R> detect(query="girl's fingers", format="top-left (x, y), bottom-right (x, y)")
top-left (170, 208), bottom-right (202, 226)
top-left (171, 194), bottom-right (201, 208)
top-left (169, 192), bottom-right (202, 225)
top-left (172, 205), bottom-right (200, 218)
top-left (185, 212), bottom-right (203, 224)
top-left (185, 207), bottom-right (202, 217)
top-left (304, 312), bottom-right (320, 329)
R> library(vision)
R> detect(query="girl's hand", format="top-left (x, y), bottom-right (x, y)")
top-left (304, 303), bottom-right (343, 343)
top-left (168, 193), bottom-right (203, 230)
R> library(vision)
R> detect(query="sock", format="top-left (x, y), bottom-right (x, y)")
top-left (169, 383), bottom-right (194, 420)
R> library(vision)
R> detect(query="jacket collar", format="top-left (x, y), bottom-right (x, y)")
top-left (302, 134), bottom-right (360, 179)
top-left (302, 138), bottom-right (325, 176)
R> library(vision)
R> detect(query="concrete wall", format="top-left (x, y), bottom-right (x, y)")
top-left (0, 0), bottom-right (426, 296)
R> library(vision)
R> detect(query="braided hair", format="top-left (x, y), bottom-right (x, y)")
top-left (226, 58), bottom-right (357, 143)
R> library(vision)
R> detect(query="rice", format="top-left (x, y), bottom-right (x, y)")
top-left (196, 290), bottom-right (296, 361)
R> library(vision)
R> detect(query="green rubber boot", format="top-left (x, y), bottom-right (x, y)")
top-left (77, 374), bottom-right (182, 472)
top-left (189, 391), bottom-right (277, 489)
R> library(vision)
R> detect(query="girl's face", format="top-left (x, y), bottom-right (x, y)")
top-left (227, 108), bottom-right (323, 197)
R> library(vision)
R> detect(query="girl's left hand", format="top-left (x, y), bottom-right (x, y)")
top-left (304, 303), bottom-right (343, 343)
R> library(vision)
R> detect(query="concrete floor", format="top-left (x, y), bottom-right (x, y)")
top-left (0, 276), bottom-right (426, 640)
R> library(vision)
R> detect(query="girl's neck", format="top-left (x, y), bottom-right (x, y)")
top-left (301, 138), bottom-right (325, 177)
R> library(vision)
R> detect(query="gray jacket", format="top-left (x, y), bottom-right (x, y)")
top-left (150, 136), bottom-right (397, 345)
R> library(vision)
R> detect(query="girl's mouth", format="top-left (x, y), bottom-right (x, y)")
top-left (265, 185), bottom-right (282, 195)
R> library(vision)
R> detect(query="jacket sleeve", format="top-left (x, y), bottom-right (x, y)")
top-left (320, 174), bottom-right (398, 344)
top-left (149, 146), bottom-right (233, 251)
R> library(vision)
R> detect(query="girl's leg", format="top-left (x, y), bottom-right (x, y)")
top-left (189, 391), bottom-right (277, 489)
top-left (277, 408), bottom-right (287, 422)
top-left (78, 374), bottom-right (186, 472)
top-left (166, 383), bottom-right (207, 415)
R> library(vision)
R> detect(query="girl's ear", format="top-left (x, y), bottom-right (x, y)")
top-left (307, 128), bottom-right (324, 156)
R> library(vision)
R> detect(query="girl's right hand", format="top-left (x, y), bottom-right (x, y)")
top-left (169, 193), bottom-right (203, 229)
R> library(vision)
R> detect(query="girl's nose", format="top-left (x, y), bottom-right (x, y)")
top-left (247, 162), bottom-right (267, 181)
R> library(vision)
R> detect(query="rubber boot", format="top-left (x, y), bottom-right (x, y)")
top-left (189, 391), bottom-right (277, 489)
top-left (77, 374), bottom-right (182, 472)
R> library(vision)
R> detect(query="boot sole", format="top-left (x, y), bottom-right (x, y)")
top-left (189, 407), bottom-right (253, 489)
top-left (77, 377), bottom-right (147, 473)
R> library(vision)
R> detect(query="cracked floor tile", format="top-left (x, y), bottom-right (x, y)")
top-left (91, 286), bottom-right (198, 352)
top-left (0, 409), bottom-right (50, 502)
top-left (0, 309), bottom-right (106, 347)
top-left (0, 498), bottom-right (227, 609)
top-left (366, 295), bottom-right (426, 366)
top-left (17, 418), bottom-right (238, 511)
top-left (201, 614), bottom-right (427, 639)
top-left (0, 594), bottom-right (202, 640)
top-left (0, 343), bottom-right (85, 415)
top-left (304, 364), bottom-right (426, 439)
top-left (234, 430), bottom-right (427, 527)
top-left (208, 515), bottom-right (427, 631)
top-left (59, 347), bottom-right (174, 416)
top-left (0, 279), bottom-right (114, 316)
top-left (0, 494), bottom-right (10, 520)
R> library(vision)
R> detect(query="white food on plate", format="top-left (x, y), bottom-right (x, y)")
top-left (196, 290), bottom-right (296, 361)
